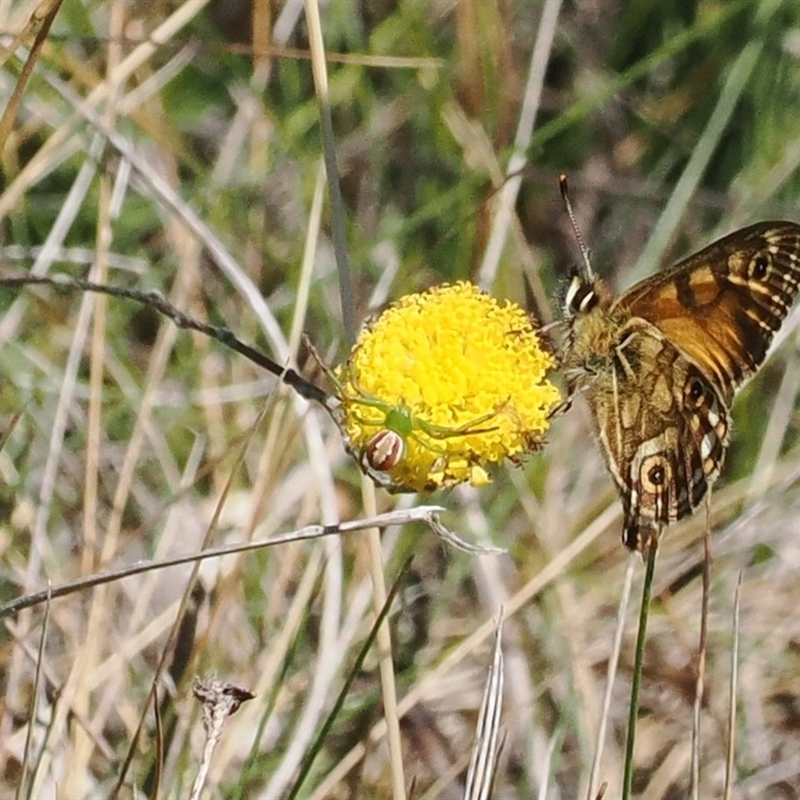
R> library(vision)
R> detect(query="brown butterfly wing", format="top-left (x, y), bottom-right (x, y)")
top-left (615, 221), bottom-right (800, 402)
top-left (585, 320), bottom-right (730, 550)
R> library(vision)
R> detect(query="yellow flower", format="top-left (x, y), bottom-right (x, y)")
top-left (332, 282), bottom-right (560, 492)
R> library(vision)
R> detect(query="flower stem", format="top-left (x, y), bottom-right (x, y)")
top-left (622, 540), bottom-right (659, 800)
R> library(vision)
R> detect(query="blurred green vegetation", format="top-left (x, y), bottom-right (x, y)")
top-left (3, 1), bottom-right (800, 797)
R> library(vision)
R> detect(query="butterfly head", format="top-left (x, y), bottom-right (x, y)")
top-left (562, 272), bottom-right (616, 363)
top-left (564, 273), bottom-right (600, 317)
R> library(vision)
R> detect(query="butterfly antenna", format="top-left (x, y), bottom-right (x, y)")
top-left (559, 174), bottom-right (595, 280)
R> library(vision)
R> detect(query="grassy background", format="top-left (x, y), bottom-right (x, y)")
top-left (2, 0), bottom-right (800, 797)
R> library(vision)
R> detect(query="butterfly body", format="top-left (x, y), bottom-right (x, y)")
top-left (563, 221), bottom-right (800, 550)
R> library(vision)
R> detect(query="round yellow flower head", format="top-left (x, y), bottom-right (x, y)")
top-left (332, 282), bottom-right (560, 492)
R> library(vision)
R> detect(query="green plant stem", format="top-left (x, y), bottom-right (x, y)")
top-left (622, 541), bottom-right (659, 800)
top-left (287, 558), bottom-right (413, 800)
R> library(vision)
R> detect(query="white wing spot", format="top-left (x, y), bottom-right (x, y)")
top-left (770, 293), bottom-right (788, 310)
top-left (700, 433), bottom-right (714, 461)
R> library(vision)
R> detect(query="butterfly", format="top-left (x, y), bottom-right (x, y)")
top-left (560, 202), bottom-right (800, 551)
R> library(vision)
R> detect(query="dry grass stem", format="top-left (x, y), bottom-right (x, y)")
top-left (190, 679), bottom-right (255, 800)
top-left (724, 570), bottom-right (744, 800)
top-left (587, 554), bottom-right (636, 800)
top-left (690, 504), bottom-right (713, 799)
top-left (464, 612), bottom-right (505, 800)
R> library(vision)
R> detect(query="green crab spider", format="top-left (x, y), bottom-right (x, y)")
top-left (334, 372), bottom-right (506, 486)
top-left (312, 340), bottom-right (507, 489)
top-left (352, 400), bottom-right (502, 467)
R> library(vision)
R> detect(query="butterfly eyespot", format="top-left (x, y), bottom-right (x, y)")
top-left (687, 377), bottom-right (705, 403)
top-left (648, 464), bottom-right (666, 486)
top-left (752, 254), bottom-right (770, 280)
top-left (639, 453), bottom-right (671, 492)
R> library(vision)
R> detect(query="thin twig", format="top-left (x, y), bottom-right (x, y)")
top-left (0, 506), bottom-right (460, 618)
top-left (0, 272), bottom-right (330, 406)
